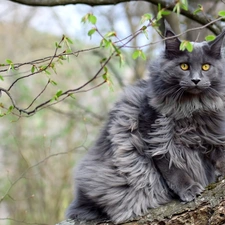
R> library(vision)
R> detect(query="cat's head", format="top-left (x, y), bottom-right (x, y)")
top-left (149, 29), bottom-right (225, 117)
top-left (162, 29), bottom-right (225, 95)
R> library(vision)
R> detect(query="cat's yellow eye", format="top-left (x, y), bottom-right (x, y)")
top-left (180, 63), bottom-right (189, 71)
top-left (202, 63), bottom-right (210, 71)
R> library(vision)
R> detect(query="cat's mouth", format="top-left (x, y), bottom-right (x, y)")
top-left (186, 87), bottom-right (204, 94)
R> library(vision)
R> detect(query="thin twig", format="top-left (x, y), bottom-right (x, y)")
top-left (0, 16), bottom-right (224, 117)
top-left (23, 79), bottom-right (51, 110)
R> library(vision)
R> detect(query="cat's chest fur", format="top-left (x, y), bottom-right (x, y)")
top-left (173, 115), bottom-right (225, 150)
top-left (147, 98), bottom-right (225, 158)
top-left (147, 112), bottom-right (225, 186)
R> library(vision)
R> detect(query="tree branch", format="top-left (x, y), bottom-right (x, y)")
top-left (148, 0), bottom-right (221, 34)
top-left (0, 16), bottom-right (223, 118)
top-left (56, 178), bottom-right (225, 225)
top-left (9, 0), bottom-right (223, 34)
top-left (9, 0), bottom-right (135, 6)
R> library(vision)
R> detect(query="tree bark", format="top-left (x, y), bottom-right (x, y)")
top-left (56, 178), bottom-right (225, 225)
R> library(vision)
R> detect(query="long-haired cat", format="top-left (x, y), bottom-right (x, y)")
top-left (66, 29), bottom-right (225, 224)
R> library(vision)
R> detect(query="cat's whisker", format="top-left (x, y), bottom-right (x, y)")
top-left (207, 87), bottom-right (223, 98)
top-left (171, 86), bottom-right (185, 102)
top-left (177, 89), bottom-right (185, 102)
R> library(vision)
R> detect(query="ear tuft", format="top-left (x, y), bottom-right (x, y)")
top-left (164, 29), bottom-right (182, 59)
top-left (207, 29), bottom-right (225, 59)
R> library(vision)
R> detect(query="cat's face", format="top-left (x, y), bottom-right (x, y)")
top-left (151, 30), bottom-right (225, 100)
top-left (149, 30), bottom-right (225, 117)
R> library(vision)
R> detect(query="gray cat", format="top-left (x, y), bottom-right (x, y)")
top-left (66, 29), bottom-right (225, 224)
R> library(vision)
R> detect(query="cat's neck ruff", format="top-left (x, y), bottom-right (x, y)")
top-left (150, 94), bottom-right (225, 120)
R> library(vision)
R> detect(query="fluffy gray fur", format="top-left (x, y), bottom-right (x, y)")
top-left (66, 29), bottom-right (225, 224)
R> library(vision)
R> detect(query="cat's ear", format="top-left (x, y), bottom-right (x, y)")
top-left (207, 29), bottom-right (225, 59)
top-left (164, 29), bottom-right (181, 58)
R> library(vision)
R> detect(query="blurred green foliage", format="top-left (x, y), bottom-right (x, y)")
top-left (0, 20), bottom-right (123, 225)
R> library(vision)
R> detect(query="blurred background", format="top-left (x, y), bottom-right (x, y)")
top-left (0, 1), bottom-right (222, 225)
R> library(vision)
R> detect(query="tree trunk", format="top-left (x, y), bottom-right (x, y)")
top-left (56, 178), bottom-right (225, 225)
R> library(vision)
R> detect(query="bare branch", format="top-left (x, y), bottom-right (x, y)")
top-left (23, 79), bottom-right (50, 110)
top-left (0, 16), bottom-right (224, 118)
top-left (9, 0), bottom-right (223, 34)
top-left (9, 0), bottom-right (135, 6)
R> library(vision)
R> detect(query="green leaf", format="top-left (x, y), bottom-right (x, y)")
top-left (50, 80), bottom-right (57, 86)
top-left (100, 39), bottom-right (110, 48)
top-left (218, 10), bottom-right (225, 17)
top-left (132, 49), bottom-right (146, 60)
top-left (55, 42), bottom-right (62, 48)
top-left (179, 41), bottom-right (193, 52)
top-left (142, 29), bottom-right (149, 39)
top-left (57, 59), bottom-right (63, 65)
top-left (186, 42), bottom-right (193, 52)
top-left (53, 89), bottom-right (63, 100)
top-left (111, 43), bottom-right (121, 54)
top-left (181, 0), bottom-right (188, 11)
top-left (0, 110), bottom-right (5, 117)
top-left (39, 65), bottom-right (47, 71)
top-left (132, 50), bottom-right (140, 60)
top-left (158, 3), bottom-right (161, 11)
top-left (50, 63), bottom-right (57, 73)
top-left (173, 3), bottom-right (180, 15)
top-left (88, 14), bottom-right (97, 25)
top-left (100, 57), bottom-right (107, 64)
top-left (81, 13), bottom-right (89, 23)
top-left (58, 55), bottom-right (67, 61)
top-left (6, 59), bottom-right (15, 71)
top-left (193, 4), bottom-right (203, 15)
top-left (66, 37), bottom-right (73, 44)
top-left (0, 75), bottom-right (4, 81)
top-left (7, 105), bottom-right (14, 114)
top-left (31, 65), bottom-right (36, 73)
top-left (102, 73), bottom-right (107, 81)
top-left (179, 41), bottom-right (186, 51)
top-left (65, 49), bottom-right (72, 54)
top-left (140, 13), bottom-right (152, 24)
top-left (161, 9), bottom-right (171, 16)
top-left (105, 31), bottom-right (117, 38)
top-left (69, 94), bottom-right (76, 100)
top-left (157, 11), bottom-right (162, 21)
top-left (56, 90), bottom-right (63, 98)
top-left (44, 70), bottom-right (51, 75)
top-left (205, 35), bottom-right (216, 41)
top-left (118, 53), bottom-right (125, 67)
top-left (157, 8), bottom-right (171, 21)
top-left (88, 28), bottom-right (96, 38)
top-left (6, 59), bottom-right (13, 64)
top-left (102, 71), bottom-right (114, 92)
top-left (140, 51), bottom-right (147, 60)
top-left (10, 64), bottom-right (15, 71)
top-left (104, 66), bottom-right (108, 74)
top-left (193, 8), bottom-right (202, 15)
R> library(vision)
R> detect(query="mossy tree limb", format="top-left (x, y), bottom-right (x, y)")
top-left (56, 178), bottom-right (225, 225)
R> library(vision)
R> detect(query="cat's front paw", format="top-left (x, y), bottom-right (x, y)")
top-left (179, 183), bottom-right (204, 202)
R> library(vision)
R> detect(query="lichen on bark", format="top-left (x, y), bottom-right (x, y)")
top-left (56, 178), bottom-right (225, 225)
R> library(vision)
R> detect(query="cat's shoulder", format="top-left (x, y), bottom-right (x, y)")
top-left (118, 79), bottom-right (149, 106)
top-left (107, 79), bottom-right (150, 129)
